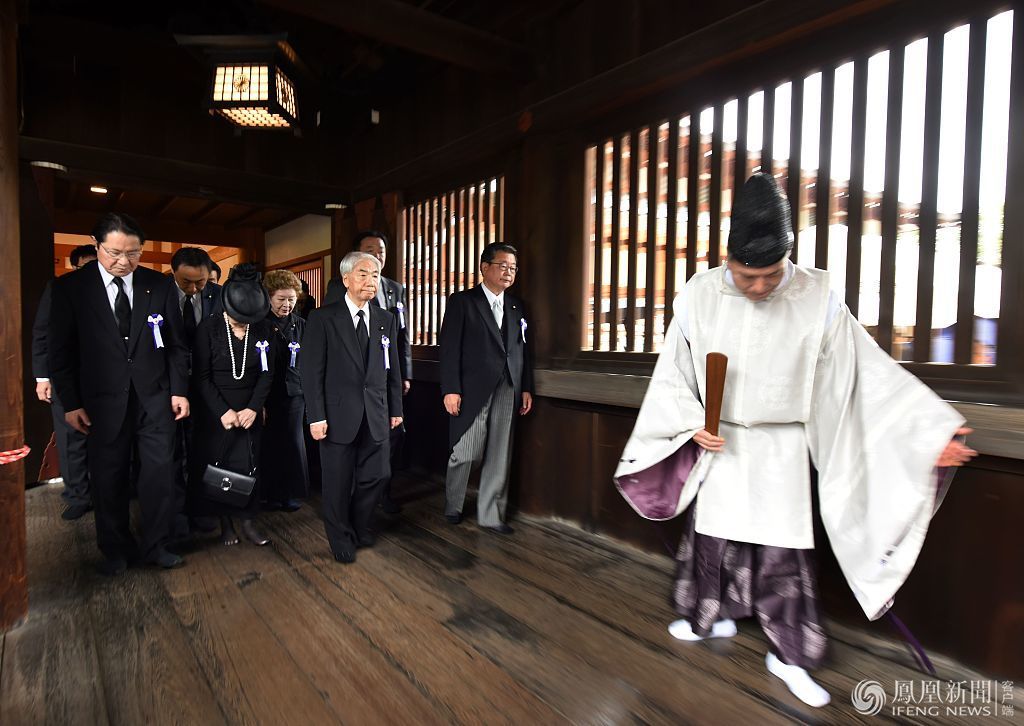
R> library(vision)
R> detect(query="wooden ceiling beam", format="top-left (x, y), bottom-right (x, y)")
top-left (106, 189), bottom-right (126, 212)
top-left (189, 200), bottom-right (223, 224)
top-left (206, 246), bottom-right (242, 261)
top-left (225, 207), bottom-right (264, 229)
top-left (256, 0), bottom-right (535, 77)
top-left (54, 209), bottom-right (261, 249)
top-left (20, 137), bottom-right (351, 214)
top-left (149, 195), bottom-right (177, 219)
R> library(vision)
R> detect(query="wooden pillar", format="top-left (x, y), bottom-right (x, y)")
top-left (381, 191), bottom-right (403, 280)
top-left (1, 0), bottom-right (28, 631)
top-left (330, 207), bottom-right (355, 269)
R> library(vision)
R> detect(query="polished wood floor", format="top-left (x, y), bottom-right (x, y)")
top-left (1, 479), bottom-right (1018, 726)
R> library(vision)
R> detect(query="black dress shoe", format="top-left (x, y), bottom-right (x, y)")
top-left (356, 533), bottom-right (376, 549)
top-left (146, 548), bottom-right (184, 569)
top-left (62, 502), bottom-right (92, 521)
top-left (240, 520), bottom-right (271, 546)
top-left (381, 498), bottom-right (403, 514)
top-left (96, 557), bottom-right (128, 576)
top-left (281, 499), bottom-right (302, 512)
top-left (445, 513), bottom-right (462, 525)
top-left (333, 549), bottom-right (356, 564)
top-left (481, 523), bottom-right (514, 535)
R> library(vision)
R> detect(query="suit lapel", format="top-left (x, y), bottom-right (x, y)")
top-left (331, 303), bottom-right (366, 373)
top-left (505, 297), bottom-right (520, 350)
top-left (86, 264), bottom-right (124, 348)
top-left (368, 306), bottom-right (389, 378)
top-left (470, 286), bottom-right (505, 350)
top-left (127, 273), bottom-right (152, 354)
top-left (202, 288), bottom-right (216, 318)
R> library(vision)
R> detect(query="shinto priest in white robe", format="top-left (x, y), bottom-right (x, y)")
top-left (614, 258), bottom-right (964, 627)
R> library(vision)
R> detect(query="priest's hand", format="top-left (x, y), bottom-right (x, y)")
top-left (936, 427), bottom-right (977, 467)
top-left (693, 429), bottom-right (725, 452)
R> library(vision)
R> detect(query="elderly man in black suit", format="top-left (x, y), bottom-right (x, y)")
top-left (49, 213), bottom-right (190, 574)
top-left (32, 243), bottom-right (97, 520)
top-left (301, 251), bottom-right (403, 563)
top-left (440, 242), bottom-right (534, 534)
top-left (324, 230), bottom-right (413, 513)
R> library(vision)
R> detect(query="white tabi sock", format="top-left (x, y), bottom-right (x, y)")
top-left (668, 618), bottom-right (737, 641)
top-left (765, 652), bottom-right (831, 708)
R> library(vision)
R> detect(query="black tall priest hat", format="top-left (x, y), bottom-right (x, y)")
top-left (727, 173), bottom-right (794, 268)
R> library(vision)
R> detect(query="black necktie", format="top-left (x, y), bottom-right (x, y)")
top-left (355, 310), bottom-right (369, 367)
top-left (112, 276), bottom-right (131, 342)
top-left (183, 294), bottom-right (197, 342)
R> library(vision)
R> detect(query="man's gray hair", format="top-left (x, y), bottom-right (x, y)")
top-left (339, 251), bottom-right (382, 276)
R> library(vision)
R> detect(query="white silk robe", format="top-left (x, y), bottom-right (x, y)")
top-left (615, 262), bottom-right (964, 619)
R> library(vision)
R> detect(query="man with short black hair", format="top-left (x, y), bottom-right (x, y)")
top-left (168, 246), bottom-right (222, 537)
top-left (32, 243), bottom-right (97, 519)
top-left (440, 242), bottom-right (534, 534)
top-left (49, 213), bottom-right (190, 574)
top-left (208, 261), bottom-right (222, 285)
top-left (170, 247), bottom-right (222, 346)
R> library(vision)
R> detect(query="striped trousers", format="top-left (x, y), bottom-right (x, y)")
top-left (444, 380), bottom-right (516, 527)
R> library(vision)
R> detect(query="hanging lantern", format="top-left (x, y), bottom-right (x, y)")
top-left (210, 63), bottom-right (299, 128)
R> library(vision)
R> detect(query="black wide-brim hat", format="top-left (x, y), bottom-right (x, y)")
top-left (221, 263), bottom-right (270, 324)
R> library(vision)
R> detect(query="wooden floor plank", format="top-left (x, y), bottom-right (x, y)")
top-left (365, 529), bottom-right (791, 725)
top-left (264, 512), bottom-right (570, 725)
top-left (396, 499), bottom-right (1021, 725)
top-left (157, 532), bottom-right (345, 725)
top-left (206, 524), bottom-right (453, 725)
top-left (3, 483), bottom-right (1017, 726)
top-left (0, 486), bottom-right (110, 726)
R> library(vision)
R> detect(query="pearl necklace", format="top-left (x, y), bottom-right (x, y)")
top-left (224, 313), bottom-right (250, 380)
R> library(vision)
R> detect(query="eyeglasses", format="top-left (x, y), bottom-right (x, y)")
top-left (100, 243), bottom-right (142, 262)
top-left (487, 262), bottom-right (519, 274)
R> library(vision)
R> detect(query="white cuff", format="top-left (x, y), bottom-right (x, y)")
top-left (36, 378), bottom-right (49, 383)
top-left (310, 420), bottom-right (327, 426)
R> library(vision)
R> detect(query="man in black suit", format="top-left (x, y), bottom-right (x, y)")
top-left (170, 247), bottom-right (223, 348)
top-left (32, 243), bottom-right (97, 520)
top-left (440, 242), bottom-right (534, 534)
top-left (169, 247), bottom-right (223, 536)
top-left (49, 213), bottom-right (190, 574)
top-left (301, 251), bottom-right (403, 563)
top-left (324, 230), bottom-right (413, 512)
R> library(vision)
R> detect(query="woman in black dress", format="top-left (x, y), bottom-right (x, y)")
top-left (260, 269), bottom-right (309, 511)
top-left (190, 264), bottom-right (276, 546)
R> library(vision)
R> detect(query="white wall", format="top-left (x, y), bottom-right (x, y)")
top-left (264, 214), bottom-right (331, 268)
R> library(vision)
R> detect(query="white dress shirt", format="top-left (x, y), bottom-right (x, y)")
top-left (344, 294), bottom-right (371, 335)
top-left (481, 284), bottom-right (505, 328)
top-left (97, 264), bottom-right (134, 316)
top-left (311, 295), bottom-right (372, 427)
top-left (176, 284), bottom-right (202, 326)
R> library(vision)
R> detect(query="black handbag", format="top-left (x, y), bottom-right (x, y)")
top-left (202, 429), bottom-right (257, 508)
